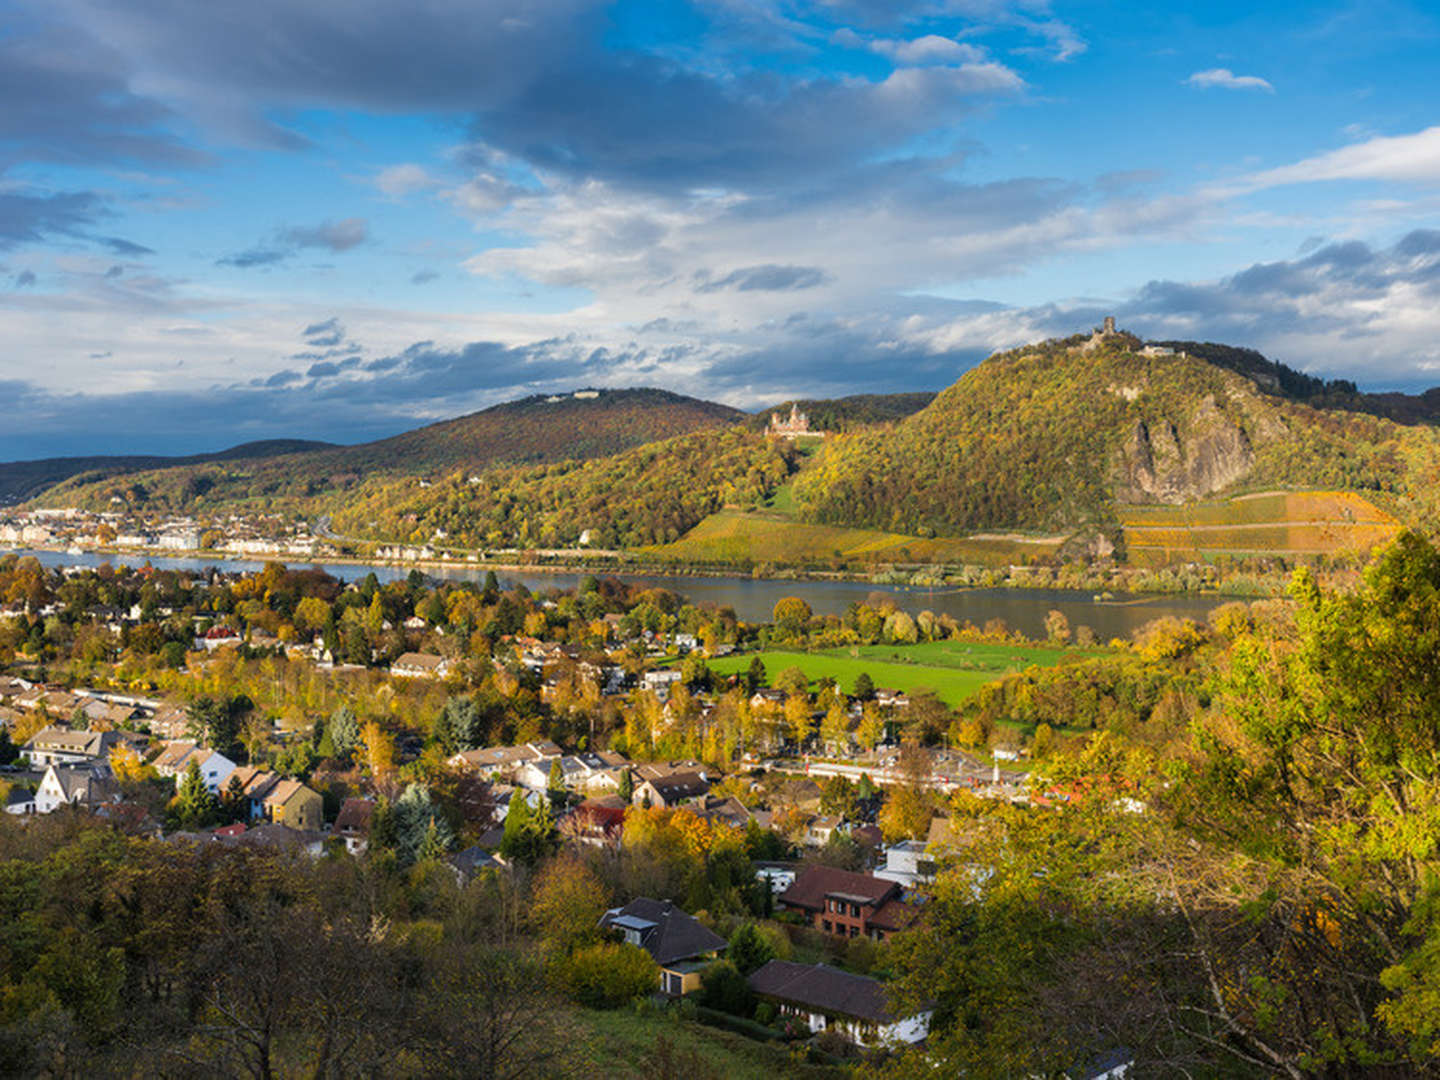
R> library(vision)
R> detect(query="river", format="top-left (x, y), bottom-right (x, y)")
top-left (6, 548), bottom-right (1232, 640)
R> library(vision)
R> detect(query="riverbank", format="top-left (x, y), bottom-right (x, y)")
top-left (4, 545), bottom-right (1242, 638)
top-left (4, 539), bottom-right (1296, 600)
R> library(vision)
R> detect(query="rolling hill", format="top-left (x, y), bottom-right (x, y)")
top-left (0, 440), bottom-right (335, 506)
top-left (34, 388), bottom-right (746, 515)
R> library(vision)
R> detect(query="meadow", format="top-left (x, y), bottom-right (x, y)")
top-left (708, 639), bottom-right (1086, 707)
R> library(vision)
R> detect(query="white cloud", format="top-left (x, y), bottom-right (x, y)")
top-left (868, 34), bottom-right (988, 65)
top-left (374, 163), bottom-right (437, 198)
top-left (1237, 125), bottom-right (1440, 190)
top-left (1185, 68), bottom-right (1274, 92)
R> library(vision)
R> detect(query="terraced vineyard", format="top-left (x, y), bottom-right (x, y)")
top-left (1120, 490), bottom-right (1401, 563)
top-left (641, 510), bottom-right (1063, 567)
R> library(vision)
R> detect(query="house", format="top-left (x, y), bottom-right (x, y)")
top-left (4, 787), bottom-right (36, 816)
top-left (633, 771), bottom-right (710, 808)
top-left (754, 860), bottom-right (799, 896)
top-left (223, 822), bottom-right (326, 857)
top-left (565, 799), bottom-right (628, 847)
top-left (226, 765), bottom-right (282, 819)
top-left (804, 814), bottom-right (843, 847)
top-left (640, 669), bottom-right (684, 701)
top-left (151, 741), bottom-right (237, 794)
top-left (599, 898), bottom-right (727, 996)
top-left (262, 779), bottom-right (324, 831)
top-left (873, 839), bottom-right (935, 888)
top-left (447, 741), bottom-right (563, 778)
top-left (874, 688), bottom-right (910, 710)
top-left (334, 797), bottom-right (375, 854)
top-left (448, 845), bottom-right (503, 883)
top-left (23, 725), bottom-right (128, 768)
top-left (747, 961), bottom-right (931, 1046)
top-left (778, 865), bottom-right (917, 942)
top-left (390, 652), bottom-right (452, 679)
top-left (34, 764), bottom-right (119, 814)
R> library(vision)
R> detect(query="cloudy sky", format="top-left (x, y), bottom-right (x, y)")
top-left (3, 0), bottom-right (1440, 457)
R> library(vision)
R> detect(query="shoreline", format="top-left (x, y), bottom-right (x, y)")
top-left (3, 541), bottom-right (1288, 598)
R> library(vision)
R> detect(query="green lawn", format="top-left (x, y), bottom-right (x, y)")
top-left (565, 1006), bottom-right (843, 1078)
top-left (708, 640), bottom-right (1088, 706)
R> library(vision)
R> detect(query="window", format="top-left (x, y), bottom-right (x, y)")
top-left (850, 903), bottom-right (860, 917)
top-left (822, 919), bottom-right (832, 933)
top-left (849, 925), bottom-right (859, 938)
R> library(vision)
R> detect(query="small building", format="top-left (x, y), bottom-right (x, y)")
top-left (747, 960), bottom-right (931, 1046)
top-left (23, 726), bottom-right (128, 768)
top-left (633, 771), bottom-right (710, 809)
top-left (151, 741), bottom-right (237, 794)
top-left (390, 652), bottom-right (452, 679)
top-left (334, 797), bottom-right (375, 855)
top-left (640, 669), bottom-right (684, 701)
top-left (34, 764), bottom-right (119, 814)
top-left (872, 839), bottom-right (936, 888)
top-left (262, 779), bottom-right (324, 832)
top-left (599, 898), bottom-right (727, 997)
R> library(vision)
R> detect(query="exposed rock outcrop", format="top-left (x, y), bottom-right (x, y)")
top-left (1115, 394), bottom-right (1254, 503)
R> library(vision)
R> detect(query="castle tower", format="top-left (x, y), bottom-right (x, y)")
top-left (1103, 316), bottom-right (1116, 335)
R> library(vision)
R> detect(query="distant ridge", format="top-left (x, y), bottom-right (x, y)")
top-left (0, 439), bottom-right (335, 505)
top-left (34, 386), bottom-right (745, 513)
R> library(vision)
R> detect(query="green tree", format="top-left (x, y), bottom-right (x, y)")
top-left (173, 759), bottom-right (218, 828)
top-left (727, 923), bottom-right (776, 975)
top-left (852, 671), bottom-right (875, 700)
top-left (436, 695), bottom-right (482, 754)
top-left (327, 705), bottom-right (360, 761)
top-left (617, 768), bottom-right (634, 802)
top-left (745, 656), bottom-right (767, 693)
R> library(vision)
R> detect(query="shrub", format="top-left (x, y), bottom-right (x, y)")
top-left (698, 959), bottom-right (753, 1016)
top-left (555, 943), bottom-right (657, 1008)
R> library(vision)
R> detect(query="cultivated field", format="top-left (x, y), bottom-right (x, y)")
top-left (642, 510), bottom-right (1063, 567)
top-left (1119, 490), bottom-right (1400, 562)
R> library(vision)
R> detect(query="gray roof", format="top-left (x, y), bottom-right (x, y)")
top-left (747, 961), bottom-right (898, 1023)
top-left (600, 898), bottom-right (727, 966)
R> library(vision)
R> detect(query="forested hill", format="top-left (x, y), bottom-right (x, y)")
top-left (1155, 339), bottom-right (1440, 423)
top-left (0, 439), bottom-right (335, 506)
top-left (33, 388), bottom-right (745, 514)
top-left (792, 332), bottom-right (1440, 536)
top-left (747, 391), bottom-right (937, 432)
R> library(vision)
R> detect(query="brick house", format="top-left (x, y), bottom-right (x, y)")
top-left (778, 865), bottom-right (917, 942)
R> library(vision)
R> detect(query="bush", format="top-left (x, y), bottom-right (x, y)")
top-left (555, 943), bottom-right (657, 1008)
top-left (698, 959), bottom-right (753, 1016)
top-left (754, 1002), bottom-right (777, 1025)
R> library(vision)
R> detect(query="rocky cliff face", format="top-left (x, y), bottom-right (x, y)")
top-left (1114, 394), bottom-right (1255, 503)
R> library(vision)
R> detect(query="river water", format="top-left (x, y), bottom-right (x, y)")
top-left (7, 548), bottom-right (1232, 640)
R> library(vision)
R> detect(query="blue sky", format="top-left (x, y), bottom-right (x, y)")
top-left (2, 0), bottom-right (1439, 456)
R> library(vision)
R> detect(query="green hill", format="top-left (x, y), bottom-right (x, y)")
top-left (791, 330), bottom-right (1440, 540)
top-left (35, 388), bottom-right (745, 515)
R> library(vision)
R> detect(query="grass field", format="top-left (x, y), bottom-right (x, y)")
top-left (566, 1006), bottom-right (842, 1078)
top-left (708, 640), bottom-right (1084, 706)
top-left (642, 510), bottom-right (1063, 567)
top-left (1119, 490), bottom-right (1400, 561)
